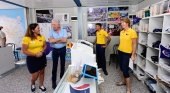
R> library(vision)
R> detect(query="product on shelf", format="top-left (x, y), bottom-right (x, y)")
top-left (159, 61), bottom-right (170, 72)
top-left (160, 44), bottom-right (170, 59)
top-left (153, 29), bottom-right (162, 32)
top-left (145, 79), bottom-right (157, 93)
top-left (141, 59), bottom-right (146, 67)
top-left (165, 27), bottom-right (170, 33)
top-left (141, 47), bottom-right (147, 58)
top-left (152, 41), bottom-right (161, 48)
top-left (141, 39), bottom-right (147, 45)
top-left (144, 24), bottom-right (149, 32)
top-left (165, 43), bottom-right (170, 49)
top-left (151, 56), bottom-right (158, 63)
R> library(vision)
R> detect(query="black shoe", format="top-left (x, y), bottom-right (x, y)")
top-left (52, 81), bottom-right (56, 89)
top-left (103, 70), bottom-right (108, 75)
top-left (31, 84), bottom-right (36, 92)
top-left (39, 85), bottom-right (46, 93)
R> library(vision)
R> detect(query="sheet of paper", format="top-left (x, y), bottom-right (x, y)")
top-left (129, 59), bottom-right (133, 70)
top-left (150, 84), bottom-right (157, 90)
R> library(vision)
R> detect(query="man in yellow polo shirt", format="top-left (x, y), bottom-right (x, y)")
top-left (94, 23), bottom-right (111, 75)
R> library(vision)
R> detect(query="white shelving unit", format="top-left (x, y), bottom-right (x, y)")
top-left (133, 2), bottom-right (170, 92)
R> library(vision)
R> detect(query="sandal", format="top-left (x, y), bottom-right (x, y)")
top-left (126, 90), bottom-right (131, 93)
top-left (116, 81), bottom-right (126, 86)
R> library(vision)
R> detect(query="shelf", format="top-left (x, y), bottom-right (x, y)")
top-left (147, 44), bottom-right (159, 50)
top-left (159, 83), bottom-right (170, 93)
top-left (142, 13), bottom-right (170, 20)
top-left (145, 71), bottom-right (157, 80)
top-left (139, 31), bottom-right (148, 33)
top-left (163, 32), bottom-right (170, 35)
top-left (142, 17), bottom-right (149, 20)
top-left (159, 60), bottom-right (170, 73)
top-left (138, 64), bottom-right (145, 70)
top-left (163, 14), bottom-right (170, 34)
top-left (149, 17), bottom-right (163, 33)
top-left (138, 42), bottom-right (147, 46)
top-left (146, 47), bottom-right (159, 64)
top-left (135, 2), bottom-right (170, 93)
top-left (136, 53), bottom-right (146, 59)
top-left (149, 32), bottom-right (162, 34)
top-left (145, 60), bottom-right (158, 80)
top-left (161, 34), bottom-right (170, 46)
top-left (146, 58), bottom-right (159, 66)
top-left (157, 82), bottom-right (167, 93)
top-left (137, 67), bottom-right (145, 80)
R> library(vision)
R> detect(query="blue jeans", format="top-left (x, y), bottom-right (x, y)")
top-left (118, 50), bottom-right (131, 78)
top-left (96, 44), bottom-right (106, 71)
top-left (52, 46), bottom-right (66, 82)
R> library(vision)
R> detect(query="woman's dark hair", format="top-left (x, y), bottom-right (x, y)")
top-left (95, 23), bottom-right (102, 28)
top-left (24, 23), bottom-right (41, 40)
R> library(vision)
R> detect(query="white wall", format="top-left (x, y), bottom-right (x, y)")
top-left (30, 5), bottom-right (138, 61)
top-left (82, 5), bottom-right (138, 61)
top-left (138, 0), bottom-right (163, 10)
top-left (31, 7), bottom-right (78, 42)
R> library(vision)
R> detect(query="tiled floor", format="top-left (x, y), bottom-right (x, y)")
top-left (0, 60), bottom-right (150, 93)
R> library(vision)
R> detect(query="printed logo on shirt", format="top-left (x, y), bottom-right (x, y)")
top-left (30, 41), bottom-right (35, 44)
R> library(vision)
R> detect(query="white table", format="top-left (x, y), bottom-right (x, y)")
top-left (53, 65), bottom-right (99, 93)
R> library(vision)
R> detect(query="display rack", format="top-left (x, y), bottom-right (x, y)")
top-left (133, 12), bottom-right (170, 93)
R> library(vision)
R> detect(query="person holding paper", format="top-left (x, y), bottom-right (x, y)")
top-left (48, 19), bottom-right (67, 89)
top-left (116, 18), bottom-right (137, 93)
top-left (94, 23), bottom-right (111, 75)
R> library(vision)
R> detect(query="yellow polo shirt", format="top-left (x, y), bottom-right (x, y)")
top-left (22, 36), bottom-right (45, 53)
top-left (96, 29), bottom-right (108, 44)
top-left (118, 28), bottom-right (138, 53)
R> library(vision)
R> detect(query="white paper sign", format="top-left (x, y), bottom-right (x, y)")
top-left (55, 13), bottom-right (69, 24)
top-left (38, 23), bottom-right (52, 41)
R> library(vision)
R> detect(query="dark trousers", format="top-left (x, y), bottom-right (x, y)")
top-left (96, 44), bottom-right (106, 71)
top-left (52, 46), bottom-right (66, 82)
top-left (118, 50), bottom-right (131, 78)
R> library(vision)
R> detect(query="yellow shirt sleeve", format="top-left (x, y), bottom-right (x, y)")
top-left (104, 30), bottom-right (108, 37)
top-left (22, 37), bottom-right (30, 45)
top-left (131, 30), bottom-right (138, 39)
top-left (41, 35), bottom-right (46, 42)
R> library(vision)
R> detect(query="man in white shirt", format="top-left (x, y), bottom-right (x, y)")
top-left (0, 26), bottom-right (6, 47)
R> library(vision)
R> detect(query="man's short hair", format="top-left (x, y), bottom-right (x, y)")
top-left (95, 23), bottom-right (102, 27)
top-left (51, 19), bottom-right (60, 24)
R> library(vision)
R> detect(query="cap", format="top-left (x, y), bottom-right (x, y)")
top-left (0, 26), bottom-right (3, 29)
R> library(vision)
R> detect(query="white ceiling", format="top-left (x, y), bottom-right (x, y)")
top-left (1, 0), bottom-right (144, 8)
top-left (81, 0), bottom-right (144, 6)
top-left (3, 0), bottom-right (77, 8)
top-left (0, 1), bottom-right (21, 9)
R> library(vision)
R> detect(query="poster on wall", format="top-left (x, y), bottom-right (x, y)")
top-left (87, 7), bottom-right (107, 22)
top-left (108, 7), bottom-right (129, 21)
top-left (36, 10), bottom-right (53, 23)
top-left (0, 8), bottom-right (26, 48)
top-left (87, 23), bottom-right (106, 36)
top-left (55, 13), bottom-right (69, 24)
top-left (63, 26), bottom-right (72, 39)
top-left (38, 23), bottom-right (52, 40)
top-left (107, 22), bottom-right (122, 36)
